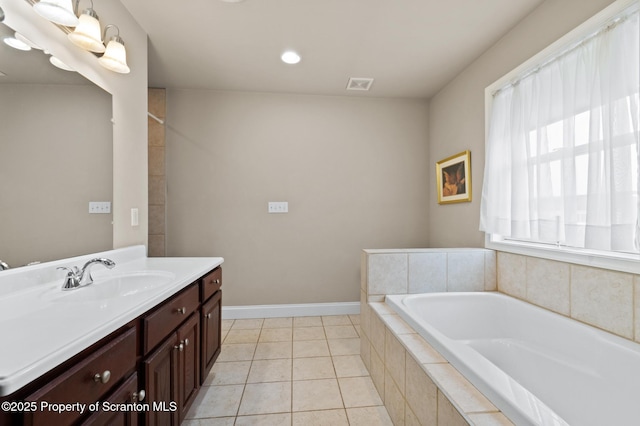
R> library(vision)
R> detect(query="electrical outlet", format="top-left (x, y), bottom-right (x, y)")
top-left (268, 201), bottom-right (288, 213)
top-left (89, 201), bottom-right (111, 214)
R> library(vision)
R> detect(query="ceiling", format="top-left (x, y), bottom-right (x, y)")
top-left (123, 0), bottom-right (544, 98)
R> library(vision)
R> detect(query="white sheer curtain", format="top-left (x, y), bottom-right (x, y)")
top-left (480, 8), bottom-right (640, 252)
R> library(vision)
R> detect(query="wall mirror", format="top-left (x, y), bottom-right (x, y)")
top-left (0, 18), bottom-right (113, 268)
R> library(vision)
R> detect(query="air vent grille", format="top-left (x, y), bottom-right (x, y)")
top-left (346, 77), bottom-right (374, 91)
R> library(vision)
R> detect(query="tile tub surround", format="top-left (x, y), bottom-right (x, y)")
top-left (362, 249), bottom-right (497, 301)
top-left (364, 303), bottom-right (512, 426)
top-left (361, 247), bottom-right (640, 424)
top-left (360, 248), bottom-right (504, 425)
top-left (496, 252), bottom-right (640, 343)
top-left (183, 314), bottom-right (396, 426)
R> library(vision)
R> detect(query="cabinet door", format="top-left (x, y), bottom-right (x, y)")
top-left (81, 373), bottom-right (142, 426)
top-left (177, 313), bottom-right (200, 422)
top-left (144, 334), bottom-right (179, 426)
top-left (201, 290), bottom-right (222, 384)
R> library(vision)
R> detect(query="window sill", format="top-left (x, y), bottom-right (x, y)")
top-left (485, 235), bottom-right (640, 275)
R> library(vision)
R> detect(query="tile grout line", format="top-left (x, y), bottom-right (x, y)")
top-left (189, 315), bottom-right (393, 425)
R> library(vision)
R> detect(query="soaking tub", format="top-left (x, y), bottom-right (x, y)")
top-left (385, 292), bottom-right (640, 426)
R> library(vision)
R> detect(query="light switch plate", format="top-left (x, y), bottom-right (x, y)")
top-left (268, 201), bottom-right (288, 213)
top-left (89, 201), bottom-right (111, 214)
top-left (131, 208), bottom-right (139, 226)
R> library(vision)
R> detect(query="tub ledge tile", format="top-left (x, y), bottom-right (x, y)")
top-left (467, 412), bottom-right (515, 426)
top-left (425, 364), bottom-right (497, 414)
top-left (398, 333), bottom-right (446, 364)
top-left (370, 302), bottom-right (396, 316)
top-left (381, 313), bottom-right (416, 335)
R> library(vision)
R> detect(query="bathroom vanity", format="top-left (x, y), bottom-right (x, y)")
top-left (0, 246), bottom-right (223, 426)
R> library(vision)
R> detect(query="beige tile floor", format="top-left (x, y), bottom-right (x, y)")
top-left (183, 315), bottom-right (393, 426)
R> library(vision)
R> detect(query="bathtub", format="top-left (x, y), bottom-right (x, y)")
top-left (385, 292), bottom-right (640, 426)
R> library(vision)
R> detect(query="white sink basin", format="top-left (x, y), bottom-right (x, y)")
top-left (42, 271), bottom-right (176, 303)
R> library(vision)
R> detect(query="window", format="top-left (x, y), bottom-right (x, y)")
top-left (481, 0), bottom-right (640, 272)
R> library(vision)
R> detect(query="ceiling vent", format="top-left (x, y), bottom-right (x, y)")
top-left (346, 77), bottom-right (374, 91)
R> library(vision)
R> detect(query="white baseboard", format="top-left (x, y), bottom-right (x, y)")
top-left (222, 302), bottom-right (360, 320)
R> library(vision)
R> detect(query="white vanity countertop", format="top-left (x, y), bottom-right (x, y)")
top-left (0, 245), bottom-right (223, 397)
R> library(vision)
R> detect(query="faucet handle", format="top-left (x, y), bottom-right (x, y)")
top-left (57, 266), bottom-right (76, 275)
top-left (57, 267), bottom-right (81, 290)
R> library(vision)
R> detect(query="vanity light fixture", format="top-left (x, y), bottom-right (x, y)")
top-left (33, 0), bottom-right (79, 27)
top-left (281, 50), bottom-right (301, 65)
top-left (98, 25), bottom-right (129, 74)
top-left (32, 0), bottom-right (132, 74)
top-left (14, 32), bottom-right (42, 50)
top-left (3, 36), bottom-right (32, 51)
top-left (49, 55), bottom-right (75, 71)
top-left (68, 1), bottom-right (105, 53)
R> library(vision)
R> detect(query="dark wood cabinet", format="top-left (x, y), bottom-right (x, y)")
top-left (144, 334), bottom-right (179, 426)
top-left (201, 267), bottom-right (222, 302)
top-left (81, 373), bottom-right (142, 426)
top-left (143, 285), bottom-right (200, 355)
top-left (1, 266), bottom-right (221, 426)
top-left (24, 327), bottom-right (137, 426)
top-left (142, 284), bottom-right (202, 425)
top-left (201, 289), bottom-right (222, 383)
top-left (176, 314), bottom-right (200, 422)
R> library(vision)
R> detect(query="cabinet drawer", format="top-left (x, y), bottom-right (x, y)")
top-left (81, 373), bottom-right (141, 426)
top-left (144, 284), bottom-right (199, 354)
top-left (24, 327), bottom-right (137, 426)
top-left (201, 267), bottom-right (222, 302)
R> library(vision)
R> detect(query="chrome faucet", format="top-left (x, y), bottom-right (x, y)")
top-left (0, 259), bottom-right (9, 271)
top-left (58, 258), bottom-right (116, 290)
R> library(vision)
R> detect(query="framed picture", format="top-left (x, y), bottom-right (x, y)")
top-left (436, 150), bottom-right (471, 204)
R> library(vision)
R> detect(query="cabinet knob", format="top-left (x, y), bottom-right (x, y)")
top-left (93, 370), bottom-right (111, 384)
top-left (210, 279), bottom-right (220, 285)
top-left (132, 390), bottom-right (146, 402)
top-left (175, 307), bottom-right (186, 315)
top-left (206, 313), bottom-right (212, 319)
top-left (184, 338), bottom-right (189, 347)
top-left (174, 343), bottom-right (184, 352)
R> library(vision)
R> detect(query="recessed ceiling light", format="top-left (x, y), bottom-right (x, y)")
top-left (281, 51), bottom-right (301, 65)
top-left (3, 36), bottom-right (31, 51)
top-left (220, 0), bottom-right (245, 3)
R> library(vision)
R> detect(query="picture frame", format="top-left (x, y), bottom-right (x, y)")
top-left (436, 150), bottom-right (471, 204)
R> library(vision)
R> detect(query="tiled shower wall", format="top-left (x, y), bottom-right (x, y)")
top-left (148, 88), bottom-right (166, 257)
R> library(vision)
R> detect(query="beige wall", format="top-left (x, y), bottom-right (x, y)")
top-left (0, 84), bottom-right (112, 266)
top-left (166, 90), bottom-right (429, 306)
top-left (427, 0), bottom-right (616, 247)
top-left (2, 0), bottom-right (149, 252)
